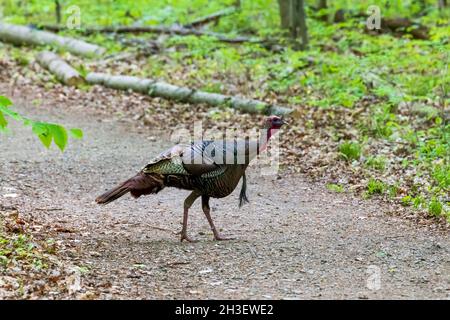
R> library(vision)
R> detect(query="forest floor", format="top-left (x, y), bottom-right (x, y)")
top-left (1, 83), bottom-right (449, 299)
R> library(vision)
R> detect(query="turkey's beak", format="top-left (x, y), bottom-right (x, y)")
top-left (281, 119), bottom-right (289, 126)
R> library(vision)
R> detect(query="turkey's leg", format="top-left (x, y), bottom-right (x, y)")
top-left (180, 191), bottom-right (200, 242)
top-left (201, 196), bottom-right (234, 241)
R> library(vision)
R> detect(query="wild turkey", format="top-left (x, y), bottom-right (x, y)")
top-left (96, 115), bottom-right (286, 242)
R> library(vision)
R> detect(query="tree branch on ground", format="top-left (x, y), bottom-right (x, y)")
top-left (183, 7), bottom-right (237, 28)
top-left (379, 17), bottom-right (430, 40)
top-left (85, 73), bottom-right (292, 116)
top-left (0, 23), bottom-right (105, 57)
top-left (38, 24), bottom-right (269, 45)
top-left (36, 51), bottom-right (84, 86)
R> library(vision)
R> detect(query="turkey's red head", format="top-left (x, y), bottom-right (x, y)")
top-left (259, 115), bottom-right (287, 150)
top-left (265, 115), bottom-right (286, 129)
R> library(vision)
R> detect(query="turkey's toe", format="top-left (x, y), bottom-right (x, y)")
top-left (214, 234), bottom-right (235, 241)
top-left (180, 233), bottom-right (198, 243)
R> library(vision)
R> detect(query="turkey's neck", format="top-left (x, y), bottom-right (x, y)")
top-left (258, 127), bottom-right (277, 153)
top-left (239, 127), bottom-right (277, 166)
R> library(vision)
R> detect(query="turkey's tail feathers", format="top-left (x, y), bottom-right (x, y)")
top-left (96, 173), bottom-right (165, 205)
top-left (239, 173), bottom-right (249, 208)
top-left (95, 183), bottom-right (129, 205)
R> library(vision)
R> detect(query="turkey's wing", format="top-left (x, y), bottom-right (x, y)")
top-left (141, 142), bottom-right (221, 176)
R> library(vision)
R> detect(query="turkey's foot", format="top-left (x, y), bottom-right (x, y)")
top-left (180, 232), bottom-right (198, 243)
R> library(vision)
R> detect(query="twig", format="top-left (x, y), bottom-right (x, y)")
top-left (184, 7), bottom-right (237, 28)
top-left (165, 261), bottom-right (190, 267)
top-left (0, 205), bottom-right (18, 211)
top-left (35, 207), bottom-right (63, 211)
top-left (115, 36), bottom-right (162, 54)
top-left (38, 24), bottom-right (271, 45)
top-left (100, 52), bottom-right (140, 64)
top-left (247, 244), bottom-right (258, 258)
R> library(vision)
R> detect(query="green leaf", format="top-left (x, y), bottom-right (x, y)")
top-left (32, 122), bottom-right (48, 136)
top-left (0, 96), bottom-right (12, 108)
top-left (0, 112), bottom-right (8, 129)
top-left (38, 132), bottom-right (53, 148)
top-left (32, 123), bottom-right (52, 148)
top-left (69, 128), bottom-right (83, 139)
top-left (48, 124), bottom-right (68, 151)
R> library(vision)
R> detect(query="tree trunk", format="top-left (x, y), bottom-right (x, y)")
top-left (0, 23), bottom-right (105, 57)
top-left (317, 0), bottom-right (327, 10)
top-left (290, 0), bottom-right (308, 49)
top-left (85, 73), bottom-right (292, 116)
top-left (36, 51), bottom-right (84, 86)
top-left (278, 0), bottom-right (308, 49)
top-left (278, 0), bottom-right (291, 29)
top-left (438, 0), bottom-right (448, 9)
top-left (55, 0), bottom-right (62, 24)
top-left (317, 0), bottom-right (329, 22)
top-left (316, 0), bottom-right (328, 21)
top-left (334, 9), bottom-right (346, 23)
top-left (296, 0), bottom-right (308, 49)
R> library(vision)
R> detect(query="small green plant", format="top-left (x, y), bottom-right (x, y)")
top-left (11, 48), bottom-right (30, 66)
top-left (387, 184), bottom-right (399, 198)
top-left (401, 195), bottom-right (412, 206)
top-left (339, 141), bottom-right (361, 161)
top-left (202, 82), bottom-right (223, 94)
top-left (365, 156), bottom-right (387, 171)
top-left (366, 178), bottom-right (385, 196)
top-left (76, 265), bottom-right (90, 274)
top-left (412, 195), bottom-right (426, 209)
top-left (0, 232), bottom-right (46, 271)
top-left (428, 198), bottom-right (443, 216)
top-left (432, 164), bottom-right (450, 190)
top-left (327, 183), bottom-right (344, 193)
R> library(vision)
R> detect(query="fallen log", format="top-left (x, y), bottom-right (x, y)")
top-left (321, 10), bottom-right (430, 40)
top-left (184, 7), bottom-right (237, 28)
top-left (36, 51), bottom-right (84, 86)
top-left (381, 17), bottom-right (429, 40)
top-left (39, 24), bottom-right (266, 44)
top-left (0, 23), bottom-right (105, 57)
top-left (86, 73), bottom-right (292, 115)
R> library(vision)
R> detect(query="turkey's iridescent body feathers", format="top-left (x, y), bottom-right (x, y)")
top-left (141, 140), bottom-right (249, 199)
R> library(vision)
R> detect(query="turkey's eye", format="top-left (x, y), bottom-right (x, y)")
top-left (272, 118), bottom-right (283, 126)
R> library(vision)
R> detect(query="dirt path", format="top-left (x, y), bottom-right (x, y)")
top-left (1, 94), bottom-right (449, 300)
